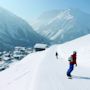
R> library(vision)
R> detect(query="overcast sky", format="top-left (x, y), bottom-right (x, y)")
top-left (0, 0), bottom-right (90, 23)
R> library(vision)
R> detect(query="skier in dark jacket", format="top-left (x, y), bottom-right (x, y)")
top-left (67, 51), bottom-right (77, 78)
top-left (55, 52), bottom-right (58, 59)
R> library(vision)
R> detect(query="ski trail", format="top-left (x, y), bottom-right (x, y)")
top-left (30, 45), bottom-right (65, 90)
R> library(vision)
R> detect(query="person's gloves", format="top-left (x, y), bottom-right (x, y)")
top-left (75, 64), bottom-right (77, 67)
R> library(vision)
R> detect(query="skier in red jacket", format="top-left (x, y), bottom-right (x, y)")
top-left (67, 51), bottom-right (77, 78)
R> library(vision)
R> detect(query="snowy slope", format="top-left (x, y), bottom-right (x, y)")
top-left (0, 34), bottom-right (90, 90)
top-left (32, 9), bottom-right (90, 43)
top-left (0, 7), bottom-right (49, 51)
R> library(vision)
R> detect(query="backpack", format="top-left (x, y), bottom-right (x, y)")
top-left (68, 56), bottom-right (73, 62)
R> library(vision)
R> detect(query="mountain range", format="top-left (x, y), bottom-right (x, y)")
top-left (32, 9), bottom-right (90, 43)
top-left (0, 7), bottom-right (49, 51)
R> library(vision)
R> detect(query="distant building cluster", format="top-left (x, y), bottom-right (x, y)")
top-left (0, 43), bottom-right (48, 71)
top-left (0, 46), bottom-right (33, 71)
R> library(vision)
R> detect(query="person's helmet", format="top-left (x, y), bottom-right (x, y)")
top-left (73, 51), bottom-right (77, 54)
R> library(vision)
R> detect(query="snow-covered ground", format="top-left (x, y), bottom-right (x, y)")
top-left (0, 34), bottom-right (90, 90)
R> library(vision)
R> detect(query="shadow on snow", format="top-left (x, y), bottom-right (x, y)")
top-left (72, 75), bottom-right (90, 80)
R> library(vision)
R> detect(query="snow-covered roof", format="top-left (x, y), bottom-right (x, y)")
top-left (34, 43), bottom-right (48, 49)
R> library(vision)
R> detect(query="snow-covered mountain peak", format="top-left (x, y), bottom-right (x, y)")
top-left (48, 9), bottom-right (74, 25)
top-left (58, 9), bottom-right (74, 20)
top-left (32, 8), bottom-right (90, 44)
